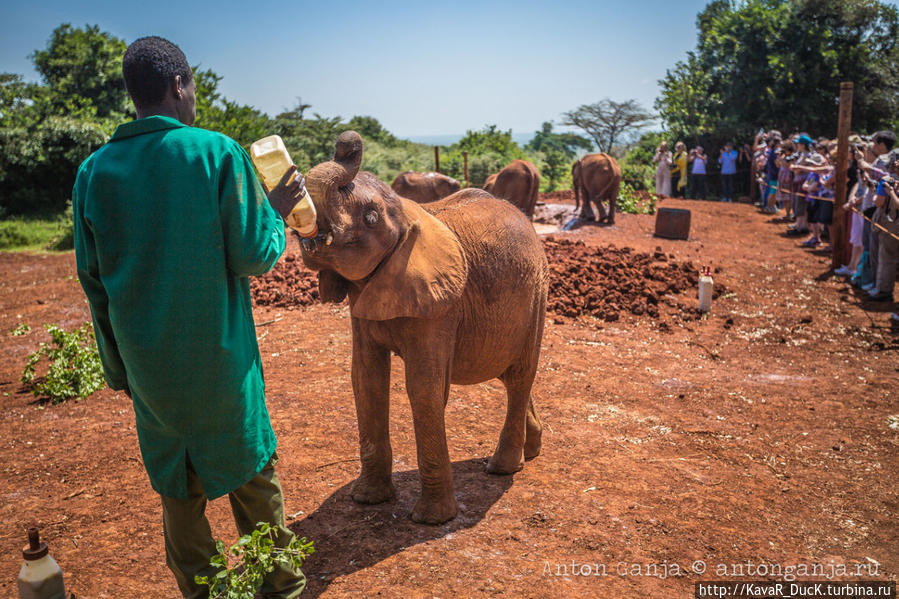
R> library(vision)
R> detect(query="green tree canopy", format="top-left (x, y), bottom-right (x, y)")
top-left (525, 122), bottom-right (592, 159)
top-left (193, 67), bottom-right (273, 150)
top-left (456, 125), bottom-right (523, 161)
top-left (656, 0), bottom-right (899, 142)
top-left (561, 99), bottom-right (654, 154)
top-left (30, 23), bottom-right (130, 121)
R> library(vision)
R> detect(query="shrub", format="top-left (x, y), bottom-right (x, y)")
top-left (195, 522), bottom-right (314, 599)
top-left (49, 201), bottom-right (74, 250)
top-left (617, 182), bottom-right (657, 215)
top-left (10, 323), bottom-right (30, 336)
top-left (21, 323), bottom-right (104, 403)
top-left (619, 159), bottom-right (655, 192)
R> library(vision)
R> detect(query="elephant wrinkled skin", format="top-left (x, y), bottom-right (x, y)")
top-left (572, 153), bottom-right (622, 223)
top-left (390, 170), bottom-right (461, 204)
top-left (300, 132), bottom-right (548, 524)
top-left (483, 159), bottom-right (541, 219)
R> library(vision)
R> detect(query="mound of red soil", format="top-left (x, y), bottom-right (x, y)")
top-left (250, 253), bottom-right (319, 308)
top-left (539, 189), bottom-right (575, 203)
top-left (542, 237), bottom-right (711, 321)
top-left (251, 239), bottom-right (719, 321)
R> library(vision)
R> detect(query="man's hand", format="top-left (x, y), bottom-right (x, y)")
top-left (265, 165), bottom-right (304, 221)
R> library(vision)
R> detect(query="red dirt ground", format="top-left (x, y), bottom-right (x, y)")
top-left (1, 197), bottom-right (897, 598)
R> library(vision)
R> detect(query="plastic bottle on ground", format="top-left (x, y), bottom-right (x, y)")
top-left (698, 266), bottom-right (713, 312)
top-left (17, 527), bottom-right (66, 599)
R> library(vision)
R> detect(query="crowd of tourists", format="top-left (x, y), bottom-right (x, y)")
top-left (751, 129), bottom-right (899, 320)
top-left (653, 130), bottom-right (899, 323)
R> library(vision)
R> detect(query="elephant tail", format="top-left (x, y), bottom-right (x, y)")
top-left (572, 166), bottom-right (580, 210)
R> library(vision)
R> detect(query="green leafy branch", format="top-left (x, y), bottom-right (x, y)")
top-left (195, 522), bottom-right (314, 599)
top-left (10, 322), bottom-right (31, 336)
top-left (20, 323), bottom-right (104, 404)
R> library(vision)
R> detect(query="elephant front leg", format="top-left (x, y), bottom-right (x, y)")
top-left (404, 349), bottom-right (457, 524)
top-left (350, 322), bottom-right (395, 505)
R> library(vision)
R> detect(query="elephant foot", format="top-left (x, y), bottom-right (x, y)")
top-left (410, 495), bottom-right (457, 525)
top-left (350, 477), bottom-right (396, 504)
top-left (524, 434), bottom-right (542, 461)
top-left (486, 448), bottom-right (525, 475)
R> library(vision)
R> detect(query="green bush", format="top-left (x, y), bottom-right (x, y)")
top-left (0, 116), bottom-right (109, 215)
top-left (195, 522), bottom-right (314, 599)
top-left (21, 323), bottom-right (105, 404)
top-left (361, 138), bottom-right (434, 184)
top-left (0, 221), bottom-right (32, 248)
top-left (49, 201), bottom-right (74, 250)
top-left (0, 209), bottom-right (72, 251)
top-left (619, 159), bottom-right (655, 192)
top-left (9, 323), bottom-right (30, 336)
top-left (617, 182), bottom-right (657, 215)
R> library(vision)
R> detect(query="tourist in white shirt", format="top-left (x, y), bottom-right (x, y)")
top-left (654, 142), bottom-right (673, 196)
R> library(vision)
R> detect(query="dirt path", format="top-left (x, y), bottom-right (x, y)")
top-left (1, 198), bottom-right (896, 598)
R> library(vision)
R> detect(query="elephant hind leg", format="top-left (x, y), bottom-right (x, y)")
top-left (490, 350), bottom-right (541, 474)
top-left (524, 397), bottom-right (542, 460)
top-left (593, 195), bottom-right (608, 222)
top-left (603, 180), bottom-right (620, 223)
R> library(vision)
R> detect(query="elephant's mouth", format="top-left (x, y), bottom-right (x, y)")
top-left (299, 230), bottom-right (334, 254)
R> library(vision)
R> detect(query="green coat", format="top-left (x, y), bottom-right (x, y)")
top-left (73, 116), bottom-right (285, 499)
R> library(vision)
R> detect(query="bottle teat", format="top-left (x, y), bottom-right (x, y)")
top-left (23, 527), bottom-right (49, 561)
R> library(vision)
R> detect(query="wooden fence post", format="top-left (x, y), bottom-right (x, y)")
top-left (463, 151), bottom-right (469, 187)
top-left (434, 146), bottom-right (440, 173)
top-left (832, 81), bottom-right (853, 271)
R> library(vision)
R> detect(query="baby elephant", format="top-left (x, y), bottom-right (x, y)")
top-left (300, 132), bottom-right (548, 524)
top-left (391, 170), bottom-right (461, 204)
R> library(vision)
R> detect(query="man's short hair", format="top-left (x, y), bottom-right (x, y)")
top-left (122, 36), bottom-right (192, 108)
top-left (873, 130), bottom-right (896, 152)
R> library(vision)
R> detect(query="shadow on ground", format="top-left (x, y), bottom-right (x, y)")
top-left (561, 217), bottom-right (613, 231)
top-left (288, 457), bottom-right (514, 597)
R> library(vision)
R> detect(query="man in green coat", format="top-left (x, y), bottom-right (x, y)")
top-left (73, 36), bottom-right (307, 598)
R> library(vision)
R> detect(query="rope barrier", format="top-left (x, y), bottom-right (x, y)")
top-left (849, 205), bottom-right (899, 242)
top-left (760, 180), bottom-right (835, 203)
top-left (757, 180), bottom-right (899, 241)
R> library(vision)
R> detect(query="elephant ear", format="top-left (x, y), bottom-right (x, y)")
top-left (351, 202), bottom-right (468, 321)
top-left (318, 269), bottom-right (350, 303)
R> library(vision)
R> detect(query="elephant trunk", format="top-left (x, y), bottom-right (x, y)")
top-left (306, 131), bottom-right (363, 216)
top-left (301, 131), bottom-right (364, 255)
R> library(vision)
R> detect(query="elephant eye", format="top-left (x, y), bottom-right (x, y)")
top-left (364, 209), bottom-right (379, 226)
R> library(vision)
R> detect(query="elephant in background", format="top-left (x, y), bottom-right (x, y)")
top-left (572, 153), bottom-right (621, 223)
top-left (483, 159), bottom-right (541, 219)
top-left (391, 170), bottom-right (461, 204)
top-left (300, 131), bottom-right (548, 524)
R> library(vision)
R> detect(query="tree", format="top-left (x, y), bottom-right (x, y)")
top-left (652, 52), bottom-right (717, 145)
top-left (0, 74), bottom-right (30, 126)
top-left (343, 115), bottom-right (400, 147)
top-left (541, 149), bottom-right (569, 191)
top-left (273, 108), bottom-right (344, 170)
top-left (193, 67), bottom-right (273, 149)
top-left (30, 24), bottom-right (130, 121)
top-left (526, 122), bottom-right (592, 159)
top-left (1, 24), bottom-right (125, 214)
top-left (561, 99), bottom-right (654, 154)
top-left (656, 0), bottom-right (899, 142)
top-left (456, 125), bottom-right (523, 161)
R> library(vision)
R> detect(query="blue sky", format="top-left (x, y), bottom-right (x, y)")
top-left (3, 0), bottom-right (893, 139)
